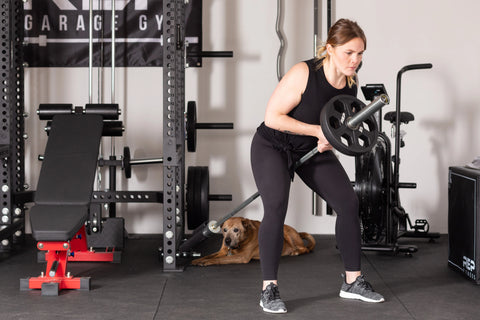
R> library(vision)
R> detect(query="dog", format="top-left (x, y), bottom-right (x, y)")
top-left (191, 217), bottom-right (316, 266)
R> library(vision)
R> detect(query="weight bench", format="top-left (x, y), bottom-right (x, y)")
top-left (20, 111), bottom-right (117, 296)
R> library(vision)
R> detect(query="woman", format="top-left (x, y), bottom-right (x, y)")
top-left (250, 19), bottom-right (384, 314)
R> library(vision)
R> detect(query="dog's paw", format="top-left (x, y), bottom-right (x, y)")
top-left (191, 260), bottom-right (202, 266)
top-left (191, 259), bottom-right (208, 266)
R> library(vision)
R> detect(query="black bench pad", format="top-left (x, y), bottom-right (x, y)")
top-left (30, 205), bottom-right (89, 241)
top-left (30, 114), bottom-right (103, 241)
top-left (34, 114), bottom-right (103, 205)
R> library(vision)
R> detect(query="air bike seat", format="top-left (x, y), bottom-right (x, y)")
top-left (21, 105), bottom-right (121, 296)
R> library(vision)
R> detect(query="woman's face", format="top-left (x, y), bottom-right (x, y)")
top-left (328, 37), bottom-right (365, 77)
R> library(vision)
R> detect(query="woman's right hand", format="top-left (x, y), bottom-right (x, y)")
top-left (318, 141), bottom-right (333, 153)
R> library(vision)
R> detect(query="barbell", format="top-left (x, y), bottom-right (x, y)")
top-left (179, 93), bottom-right (390, 252)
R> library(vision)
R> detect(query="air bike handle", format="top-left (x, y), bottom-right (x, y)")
top-left (398, 63), bottom-right (432, 75)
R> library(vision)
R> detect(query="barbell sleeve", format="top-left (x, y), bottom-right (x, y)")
top-left (346, 94), bottom-right (390, 129)
top-left (129, 158), bottom-right (164, 166)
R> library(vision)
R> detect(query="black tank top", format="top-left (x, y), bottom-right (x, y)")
top-left (256, 58), bottom-right (357, 178)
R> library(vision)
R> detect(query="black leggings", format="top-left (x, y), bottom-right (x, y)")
top-left (250, 132), bottom-right (361, 280)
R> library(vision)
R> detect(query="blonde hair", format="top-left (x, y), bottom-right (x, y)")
top-left (315, 19), bottom-right (366, 88)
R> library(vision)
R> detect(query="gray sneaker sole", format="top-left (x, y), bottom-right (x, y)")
top-left (259, 300), bottom-right (288, 313)
top-left (339, 290), bottom-right (385, 303)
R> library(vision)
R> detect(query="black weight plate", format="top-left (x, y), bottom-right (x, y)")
top-left (123, 146), bottom-right (131, 179)
top-left (320, 95), bottom-right (379, 156)
top-left (354, 152), bottom-right (369, 214)
top-left (355, 152), bottom-right (371, 240)
top-left (186, 166), bottom-right (197, 229)
top-left (356, 138), bottom-right (387, 244)
top-left (186, 166), bottom-right (210, 230)
top-left (186, 101), bottom-right (197, 152)
top-left (199, 166), bottom-right (210, 225)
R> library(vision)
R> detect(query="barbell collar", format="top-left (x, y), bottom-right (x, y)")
top-left (208, 220), bottom-right (221, 234)
top-left (347, 94), bottom-right (390, 129)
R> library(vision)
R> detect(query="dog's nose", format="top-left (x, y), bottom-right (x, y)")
top-left (225, 237), bottom-right (231, 245)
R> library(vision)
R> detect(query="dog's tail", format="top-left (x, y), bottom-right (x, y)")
top-left (299, 232), bottom-right (316, 251)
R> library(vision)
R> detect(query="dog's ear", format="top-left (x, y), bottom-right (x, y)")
top-left (241, 218), bottom-right (253, 230)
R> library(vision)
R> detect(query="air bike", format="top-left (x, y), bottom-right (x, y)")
top-left (356, 64), bottom-right (440, 255)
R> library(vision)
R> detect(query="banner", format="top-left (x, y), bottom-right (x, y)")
top-left (23, 0), bottom-right (202, 67)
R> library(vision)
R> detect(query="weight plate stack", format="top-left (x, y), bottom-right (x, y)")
top-left (355, 137), bottom-right (388, 244)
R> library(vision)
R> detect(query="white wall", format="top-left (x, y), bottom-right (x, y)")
top-left (24, 0), bottom-right (480, 235)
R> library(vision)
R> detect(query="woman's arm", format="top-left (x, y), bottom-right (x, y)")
top-left (264, 62), bottom-right (332, 152)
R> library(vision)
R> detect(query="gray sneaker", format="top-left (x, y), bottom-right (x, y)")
top-left (259, 283), bottom-right (287, 313)
top-left (339, 274), bottom-right (385, 303)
